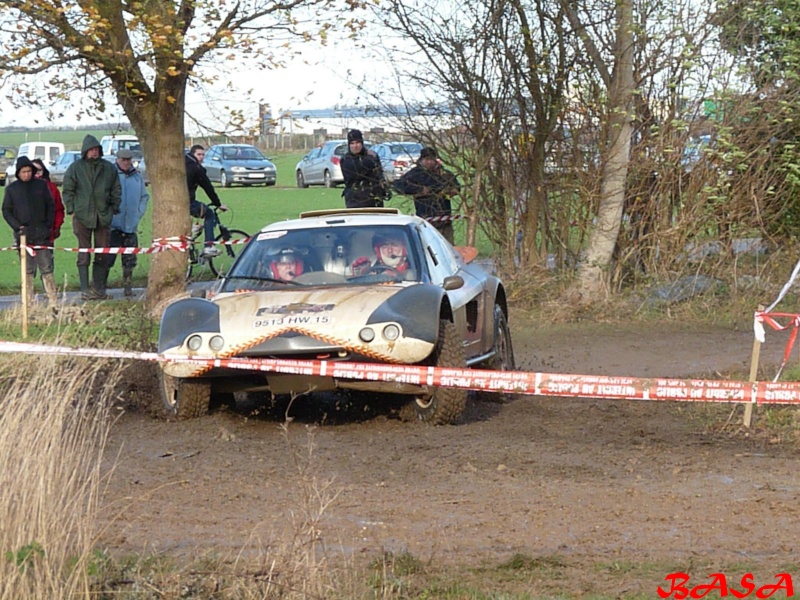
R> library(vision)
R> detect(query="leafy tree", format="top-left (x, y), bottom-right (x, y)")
top-left (0, 0), bottom-right (344, 309)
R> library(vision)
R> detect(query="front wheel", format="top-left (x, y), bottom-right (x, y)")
top-left (220, 170), bottom-right (232, 188)
top-left (208, 228), bottom-right (249, 277)
top-left (160, 372), bottom-right (211, 420)
top-left (296, 171), bottom-right (308, 188)
top-left (408, 320), bottom-right (467, 425)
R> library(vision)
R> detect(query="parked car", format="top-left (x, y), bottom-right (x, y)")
top-left (100, 134), bottom-right (141, 158)
top-left (49, 150), bottom-right (82, 186)
top-left (371, 142), bottom-right (423, 182)
top-left (158, 208), bottom-right (514, 425)
top-left (202, 144), bottom-right (277, 187)
top-left (4, 141), bottom-right (64, 186)
top-left (0, 146), bottom-right (15, 186)
top-left (295, 139), bottom-right (372, 188)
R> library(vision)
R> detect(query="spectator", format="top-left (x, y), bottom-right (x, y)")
top-left (2, 157), bottom-right (57, 308)
top-left (109, 149), bottom-right (149, 297)
top-left (62, 134), bottom-right (122, 300)
top-left (186, 145), bottom-right (228, 257)
top-left (31, 158), bottom-right (65, 248)
top-left (350, 232), bottom-right (410, 276)
top-left (340, 129), bottom-right (389, 208)
top-left (393, 147), bottom-right (460, 244)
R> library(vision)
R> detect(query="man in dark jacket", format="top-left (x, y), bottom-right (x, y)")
top-left (340, 129), bottom-right (388, 208)
top-left (62, 134), bottom-right (122, 300)
top-left (393, 147), bottom-right (460, 244)
top-left (2, 156), bottom-right (57, 307)
top-left (186, 145), bottom-right (228, 258)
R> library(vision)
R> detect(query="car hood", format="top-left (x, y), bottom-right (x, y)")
top-left (159, 283), bottom-right (445, 375)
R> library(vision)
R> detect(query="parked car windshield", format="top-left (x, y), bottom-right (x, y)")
top-left (219, 225), bottom-right (421, 292)
top-left (222, 146), bottom-right (265, 160)
top-left (389, 143), bottom-right (422, 155)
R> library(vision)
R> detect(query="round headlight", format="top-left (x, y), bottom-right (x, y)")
top-left (209, 335), bottom-right (225, 352)
top-left (359, 327), bottom-right (375, 342)
top-left (187, 335), bottom-right (203, 351)
top-left (383, 324), bottom-right (401, 341)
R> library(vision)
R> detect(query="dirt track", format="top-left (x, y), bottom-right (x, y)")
top-left (101, 312), bottom-right (800, 592)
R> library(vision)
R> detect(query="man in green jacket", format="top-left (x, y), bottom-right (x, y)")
top-left (62, 135), bottom-right (122, 300)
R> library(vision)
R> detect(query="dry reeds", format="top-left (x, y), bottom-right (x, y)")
top-left (0, 354), bottom-right (119, 599)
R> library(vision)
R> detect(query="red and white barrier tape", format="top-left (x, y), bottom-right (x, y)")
top-left (425, 214), bottom-right (463, 223)
top-left (3, 339), bottom-right (800, 405)
top-left (4, 234), bottom-right (250, 256)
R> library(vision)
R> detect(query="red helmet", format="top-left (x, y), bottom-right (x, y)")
top-left (373, 233), bottom-right (408, 272)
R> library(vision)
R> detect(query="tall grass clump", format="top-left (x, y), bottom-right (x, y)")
top-left (0, 354), bottom-right (119, 599)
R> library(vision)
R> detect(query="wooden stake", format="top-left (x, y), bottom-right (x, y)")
top-left (20, 233), bottom-right (28, 339)
top-left (744, 304), bottom-right (765, 428)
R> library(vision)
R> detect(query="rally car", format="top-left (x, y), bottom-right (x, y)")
top-left (158, 208), bottom-right (515, 424)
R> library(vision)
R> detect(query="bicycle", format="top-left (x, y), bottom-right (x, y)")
top-left (185, 206), bottom-right (250, 282)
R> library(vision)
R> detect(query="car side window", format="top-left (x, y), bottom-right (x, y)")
top-left (419, 223), bottom-right (459, 284)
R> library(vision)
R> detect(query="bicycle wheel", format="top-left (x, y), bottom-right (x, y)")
top-left (185, 240), bottom-right (213, 283)
top-left (208, 229), bottom-right (250, 277)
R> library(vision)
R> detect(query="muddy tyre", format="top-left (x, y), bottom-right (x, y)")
top-left (477, 305), bottom-right (517, 401)
top-left (160, 372), bottom-right (211, 420)
top-left (409, 320), bottom-right (467, 425)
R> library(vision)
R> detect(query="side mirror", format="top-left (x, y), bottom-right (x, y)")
top-left (443, 275), bottom-right (464, 291)
top-left (190, 288), bottom-right (207, 299)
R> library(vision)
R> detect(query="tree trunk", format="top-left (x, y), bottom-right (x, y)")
top-left (573, 0), bottom-right (635, 301)
top-left (125, 97), bottom-right (190, 314)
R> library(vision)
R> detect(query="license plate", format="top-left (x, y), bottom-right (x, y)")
top-left (248, 173), bottom-right (265, 178)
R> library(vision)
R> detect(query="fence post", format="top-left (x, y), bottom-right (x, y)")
top-left (744, 303), bottom-right (765, 428)
top-left (20, 233), bottom-right (28, 339)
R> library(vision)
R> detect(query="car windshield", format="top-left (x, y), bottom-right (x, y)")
top-left (223, 146), bottom-right (264, 160)
top-left (390, 143), bottom-right (422, 155)
top-left (219, 225), bottom-right (421, 292)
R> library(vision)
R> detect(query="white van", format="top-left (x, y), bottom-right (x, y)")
top-left (101, 135), bottom-right (141, 158)
top-left (5, 141), bottom-right (65, 185)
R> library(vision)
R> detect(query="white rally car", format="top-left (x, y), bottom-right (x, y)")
top-left (158, 208), bottom-right (514, 424)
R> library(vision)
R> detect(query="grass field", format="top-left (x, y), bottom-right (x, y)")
top-left (0, 149), bottom-right (475, 294)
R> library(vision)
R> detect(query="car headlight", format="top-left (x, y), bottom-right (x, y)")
top-left (231, 166), bottom-right (246, 172)
top-left (359, 327), bottom-right (375, 343)
top-left (209, 335), bottom-right (225, 352)
top-left (383, 324), bottom-right (401, 341)
top-left (187, 335), bottom-right (203, 351)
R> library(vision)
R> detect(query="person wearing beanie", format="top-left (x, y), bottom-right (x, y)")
top-left (109, 149), bottom-right (149, 297)
top-left (393, 146), bottom-right (461, 244)
top-left (62, 134), bottom-right (122, 300)
top-left (340, 129), bottom-right (390, 208)
top-left (2, 156), bottom-right (58, 308)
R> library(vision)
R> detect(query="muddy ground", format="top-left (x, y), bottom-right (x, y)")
top-left (101, 311), bottom-right (800, 595)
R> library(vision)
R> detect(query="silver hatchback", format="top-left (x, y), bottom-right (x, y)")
top-left (371, 142), bottom-right (423, 182)
top-left (295, 139), bottom-right (372, 188)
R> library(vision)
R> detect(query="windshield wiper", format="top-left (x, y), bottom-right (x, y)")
top-left (223, 275), bottom-right (303, 286)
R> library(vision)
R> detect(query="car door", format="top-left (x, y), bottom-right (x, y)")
top-left (203, 147), bottom-right (221, 182)
top-left (417, 221), bottom-right (486, 358)
top-left (299, 147), bottom-right (321, 184)
top-left (308, 144), bottom-right (330, 184)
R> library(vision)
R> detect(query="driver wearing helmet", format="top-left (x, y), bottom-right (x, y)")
top-left (351, 232), bottom-right (410, 276)
top-left (269, 248), bottom-right (304, 281)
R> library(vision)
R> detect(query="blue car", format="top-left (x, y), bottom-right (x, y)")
top-left (202, 144), bottom-right (277, 187)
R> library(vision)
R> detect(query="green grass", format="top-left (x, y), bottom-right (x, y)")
top-left (0, 129), bottom-right (138, 151)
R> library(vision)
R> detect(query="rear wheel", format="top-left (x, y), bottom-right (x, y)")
top-left (323, 170), bottom-right (333, 188)
top-left (160, 372), bottom-right (211, 420)
top-left (477, 305), bottom-right (516, 401)
top-left (296, 171), bottom-right (308, 188)
top-left (408, 320), bottom-right (467, 425)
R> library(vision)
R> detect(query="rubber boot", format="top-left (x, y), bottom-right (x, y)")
top-left (42, 273), bottom-right (58, 309)
top-left (78, 265), bottom-right (91, 300)
top-left (122, 268), bottom-right (134, 298)
top-left (89, 263), bottom-right (111, 300)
